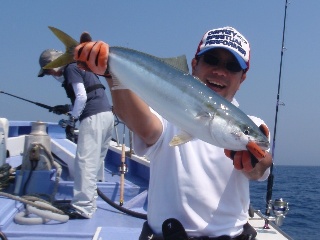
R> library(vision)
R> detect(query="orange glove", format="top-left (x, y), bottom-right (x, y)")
top-left (224, 124), bottom-right (269, 172)
top-left (74, 40), bottom-right (110, 76)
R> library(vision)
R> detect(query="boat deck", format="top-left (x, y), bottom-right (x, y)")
top-left (0, 121), bottom-right (292, 239)
top-left (1, 137), bottom-right (149, 240)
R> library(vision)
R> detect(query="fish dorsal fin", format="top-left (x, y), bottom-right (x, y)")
top-left (169, 131), bottom-right (194, 147)
top-left (159, 55), bottom-right (189, 73)
top-left (43, 26), bottom-right (79, 69)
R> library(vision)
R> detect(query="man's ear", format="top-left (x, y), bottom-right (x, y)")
top-left (191, 58), bottom-right (197, 74)
top-left (240, 72), bottom-right (247, 83)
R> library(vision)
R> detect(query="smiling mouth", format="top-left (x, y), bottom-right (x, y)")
top-left (207, 80), bottom-right (225, 89)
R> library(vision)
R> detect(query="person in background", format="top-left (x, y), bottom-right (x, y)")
top-left (74, 26), bottom-right (272, 238)
top-left (37, 41), bottom-right (114, 219)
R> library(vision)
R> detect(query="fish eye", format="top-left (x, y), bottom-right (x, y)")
top-left (244, 129), bottom-right (250, 135)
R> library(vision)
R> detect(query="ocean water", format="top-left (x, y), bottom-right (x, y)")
top-left (250, 165), bottom-right (320, 240)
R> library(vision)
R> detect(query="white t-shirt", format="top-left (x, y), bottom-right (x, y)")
top-left (133, 103), bottom-right (270, 237)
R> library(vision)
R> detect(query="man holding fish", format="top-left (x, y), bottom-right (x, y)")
top-left (74, 26), bottom-right (272, 239)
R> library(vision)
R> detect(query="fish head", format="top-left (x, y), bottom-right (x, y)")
top-left (209, 108), bottom-right (270, 151)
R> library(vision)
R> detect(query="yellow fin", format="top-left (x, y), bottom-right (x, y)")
top-left (169, 131), bottom-right (194, 147)
top-left (43, 26), bottom-right (79, 69)
top-left (43, 53), bottom-right (74, 69)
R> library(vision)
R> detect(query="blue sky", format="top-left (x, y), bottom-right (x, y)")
top-left (0, 1), bottom-right (319, 166)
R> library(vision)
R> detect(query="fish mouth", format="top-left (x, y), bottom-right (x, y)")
top-left (255, 141), bottom-right (270, 151)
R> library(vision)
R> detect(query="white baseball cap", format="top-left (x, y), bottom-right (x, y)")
top-left (195, 26), bottom-right (250, 71)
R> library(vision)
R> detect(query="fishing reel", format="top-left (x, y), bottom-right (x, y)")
top-left (58, 116), bottom-right (79, 143)
top-left (119, 162), bottom-right (128, 175)
top-left (259, 198), bottom-right (289, 227)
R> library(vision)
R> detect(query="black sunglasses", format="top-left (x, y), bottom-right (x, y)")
top-left (201, 54), bottom-right (243, 73)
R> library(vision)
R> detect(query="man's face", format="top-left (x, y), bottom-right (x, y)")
top-left (191, 48), bottom-right (246, 101)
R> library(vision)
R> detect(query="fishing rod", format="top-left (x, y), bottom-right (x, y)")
top-left (1, 90), bottom-right (77, 142)
top-left (0, 90), bottom-right (53, 111)
top-left (264, 0), bottom-right (289, 227)
top-left (119, 123), bottom-right (127, 206)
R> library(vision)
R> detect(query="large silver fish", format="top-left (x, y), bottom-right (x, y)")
top-left (45, 26), bottom-right (269, 151)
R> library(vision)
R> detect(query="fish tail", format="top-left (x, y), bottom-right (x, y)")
top-left (43, 26), bottom-right (79, 69)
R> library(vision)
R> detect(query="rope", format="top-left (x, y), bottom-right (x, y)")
top-left (0, 163), bottom-right (15, 190)
top-left (0, 142), bottom-right (68, 225)
top-left (0, 192), bottom-right (69, 224)
top-left (0, 192), bottom-right (65, 215)
top-left (0, 231), bottom-right (8, 240)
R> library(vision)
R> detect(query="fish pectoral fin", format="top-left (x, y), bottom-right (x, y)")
top-left (195, 111), bottom-right (213, 123)
top-left (169, 131), bottom-right (194, 147)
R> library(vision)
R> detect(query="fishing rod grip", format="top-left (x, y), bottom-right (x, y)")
top-left (36, 103), bottom-right (54, 110)
top-left (119, 144), bottom-right (126, 206)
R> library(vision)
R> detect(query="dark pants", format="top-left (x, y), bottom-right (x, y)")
top-left (139, 222), bottom-right (256, 240)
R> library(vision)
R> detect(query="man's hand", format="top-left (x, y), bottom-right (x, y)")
top-left (74, 41), bottom-right (109, 76)
top-left (224, 124), bottom-right (269, 172)
top-left (58, 117), bottom-right (78, 143)
top-left (50, 104), bottom-right (70, 115)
